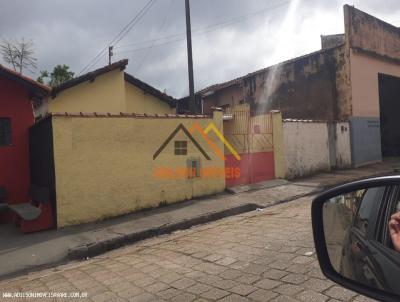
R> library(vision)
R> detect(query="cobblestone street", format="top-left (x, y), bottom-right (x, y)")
top-left (0, 196), bottom-right (374, 302)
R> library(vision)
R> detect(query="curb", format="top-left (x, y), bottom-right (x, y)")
top-left (67, 203), bottom-right (259, 260)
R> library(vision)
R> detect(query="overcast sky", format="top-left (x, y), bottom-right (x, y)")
top-left (1, 0), bottom-right (399, 97)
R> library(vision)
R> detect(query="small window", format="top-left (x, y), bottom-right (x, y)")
top-left (187, 158), bottom-right (200, 178)
top-left (174, 140), bottom-right (187, 155)
top-left (0, 118), bottom-right (12, 146)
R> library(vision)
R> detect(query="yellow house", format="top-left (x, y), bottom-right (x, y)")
top-left (35, 59), bottom-right (176, 117)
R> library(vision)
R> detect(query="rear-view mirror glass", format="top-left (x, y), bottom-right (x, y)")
top-left (322, 186), bottom-right (400, 296)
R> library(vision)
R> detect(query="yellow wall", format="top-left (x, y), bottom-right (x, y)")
top-left (52, 112), bottom-right (225, 227)
top-left (47, 70), bottom-right (175, 115)
top-left (124, 82), bottom-right (175, 114)
top-left (48, 69), bottom-right (126, 114)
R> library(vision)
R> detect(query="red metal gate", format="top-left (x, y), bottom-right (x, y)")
top-left (223, 105), bottom-right (274, 187)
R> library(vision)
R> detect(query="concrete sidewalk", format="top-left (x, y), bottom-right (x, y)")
top-left (1, 159), bottom-right (399, 280)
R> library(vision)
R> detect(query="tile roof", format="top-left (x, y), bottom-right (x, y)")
top-left (51, 59), bottom-right (128, 97)
top-left (50, 59), bottom-right (177, 107)
top-left (124, 73), bottom-right (176, 107)
top-left (0, 64), bottom-right (50, 96)
top-left (197, 44), bottom-right (345, 96)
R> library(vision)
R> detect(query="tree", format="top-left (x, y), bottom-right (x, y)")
top-left (37, 64), bottom-right (74, 87)
top-left (0, 38), bottom-right (37, 74)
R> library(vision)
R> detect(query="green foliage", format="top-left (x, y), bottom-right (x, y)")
top-left (37, 64), bottom-right (74, 87)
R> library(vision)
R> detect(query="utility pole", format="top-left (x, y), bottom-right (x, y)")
top-left (185, 0), bottom-right (195, 113)
top-left (108, 46), bottom-right (113, 65)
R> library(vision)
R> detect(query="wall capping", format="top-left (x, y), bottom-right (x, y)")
top-left (36, 112), bottom-right (210, 121)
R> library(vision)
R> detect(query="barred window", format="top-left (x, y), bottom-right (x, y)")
top-left (0, 118), bottom-right (12, 146)
top-left (174, 140), bottom-right (187, 155)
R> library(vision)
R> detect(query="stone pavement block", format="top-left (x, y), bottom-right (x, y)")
top-left (130, 292), bottom-right (158, 302)
top-left (229, 284), bottom-right (258, 296)
top-left (219, 293), bottom-right (251, 302)
top-left (132, 276), bottom-right (157, 287)
top-left (269, 261), bottom-right (292, 270)
top-left (193, 263), bottom-right (227, 275)
top-left (219, 269), bottom-right (243, 280)
top-left (296, 290), bottom-right (329, 302)
top-left (234, 274), bottom-right (261, 285)
top-left (324, 286), bottom-right (358, 301)
top-left (292, 256), bottom-right (315, 264)
top-left (145, 281), bottom-right (170, 293)
top-left (273, 284), bottom-right (304, 296)
top-left (263, 269), bottom-right (288, 280)
top-left (248, 289), bottom-right (279, 301)
top-left (196, 274), bottom-right (224, 286)
top-left (213, 279), bottom-right (239, 290)
top-left (270, 295), bottom-right (301, 302)
top-left (200, 287), bottom-right (230, 300)
top-left (240, 263), bottom-right (268, 275)
top-left (216, 257), bottom-right (238, 266)
top-left (306, 268), bottom-right (325, 279)
top-left (117, 286), bottom-right (144, 299)
top-left (302, 278), bottom-right (333, 292)
top-left (91, 291), bottom-right (122, 302)
top-left (185, 270), bottom-right (207, 280)
top-left (172, 293), bottom-right (196, 302)
top-left (204, 253), bottom-right (224, 262)
top-left (108, 280), bottom-right (134, 292)
top-left (187, 283), bottom-right (212, 294)
top-left (157, 288), bottom-right (181, 299)
top-left (280, 274), bottom-right (309, 285)
top-left (157, 272), bottom-right (182, 284)
top-left (254, 278), bottom-right (282, 290)
top-left (85, 285), bottom-right (109, 297)
top-left (171, 278), bottom-right (197, 290)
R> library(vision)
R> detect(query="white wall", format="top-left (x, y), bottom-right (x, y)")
top-left (335, 122), bottom-right (352, 168)
top-left (283, 121), bottom-right (351, 179)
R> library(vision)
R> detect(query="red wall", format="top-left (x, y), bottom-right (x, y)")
top-left (0, 77), bottom-right (34, 203)
top-left (225, 151), bottom-right (275, 187)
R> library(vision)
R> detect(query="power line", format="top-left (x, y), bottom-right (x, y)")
top-left (113, 0), bottom-right (156, 46)
top-left (116, 37), bottom-right (185, 54)
top-left (115, 0), bottom-right (290, 50)
top-left (115, 0), bottom-right (290, 56)
top-left (78, 0), bottom-right (156, 75)
top-left (135, 0), bottom-right (175, 73)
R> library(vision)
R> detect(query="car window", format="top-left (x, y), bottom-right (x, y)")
top-left (353, 187), bottom-right (384, 237)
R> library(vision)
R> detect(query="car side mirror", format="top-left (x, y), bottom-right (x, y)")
top-left (312, 176), bottom-right (400, 302)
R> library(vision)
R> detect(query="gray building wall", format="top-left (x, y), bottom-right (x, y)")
top-left (349, 117), bottom-right (382, 167)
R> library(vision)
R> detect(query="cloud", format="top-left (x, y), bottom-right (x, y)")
top-left (0, 0), bottom-right (398, 97)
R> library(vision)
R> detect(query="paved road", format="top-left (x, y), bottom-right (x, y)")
top-left (0, 196), bottom-right (375, 302)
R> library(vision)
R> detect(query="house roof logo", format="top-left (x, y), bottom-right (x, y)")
top-left (153, 122), bottom-right (241, 161)
top-left (153, 123), bottom-right (211, 160)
